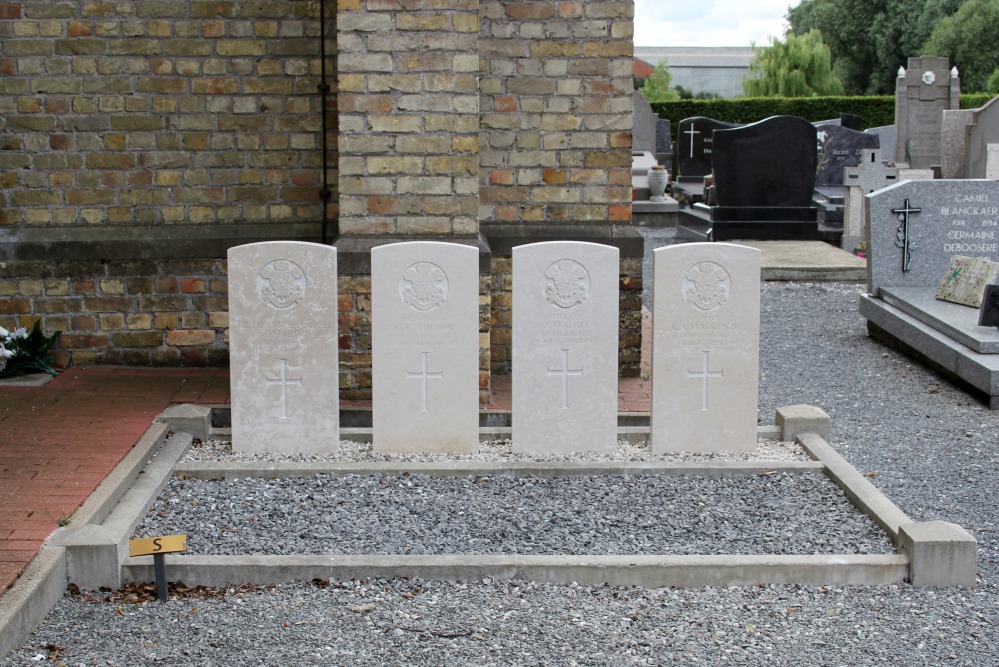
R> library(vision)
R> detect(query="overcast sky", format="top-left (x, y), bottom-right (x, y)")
top-left (634, 0), bottom-right (799, 48)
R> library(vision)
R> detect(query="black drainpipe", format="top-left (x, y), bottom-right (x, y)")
top-left (318, 0), bottom-right (333, 244)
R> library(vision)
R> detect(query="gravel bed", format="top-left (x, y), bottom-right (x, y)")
top-left (135, 472), bottom-right (891, 556)
top-left (181, 437), bottom-right (809, 463)
top-left (5, 268), bottom-right (999, 665)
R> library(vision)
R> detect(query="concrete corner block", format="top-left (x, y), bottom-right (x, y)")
top-left (776, 404), bottom-right (831, 441)
top-left (899, 521), bottom-right (977, 587)
top-left (58, 525), bottom-right (124, 591)
top-left (157, 404), bottom-right (212, 440)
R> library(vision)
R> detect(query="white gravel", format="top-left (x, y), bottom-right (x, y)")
top-left (4, 247), bottom-right (999, 665)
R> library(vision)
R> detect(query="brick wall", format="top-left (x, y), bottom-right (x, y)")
top-left (0, 0), bottom-right (331, 367)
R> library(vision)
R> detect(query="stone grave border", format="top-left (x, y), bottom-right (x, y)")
top-left (0, 404), bottom-right (978, 658)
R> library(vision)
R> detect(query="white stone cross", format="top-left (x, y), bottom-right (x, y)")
top-left (685, 123), bottom-right (700, 158)
top-left (266, 358), bottom-right (302, 419)
top-left (407, 351), bottom-right (444, 412)
top-left (548, 348), bottom-right (584, 409)
top-left (687, 350), bottom-right (723, 411)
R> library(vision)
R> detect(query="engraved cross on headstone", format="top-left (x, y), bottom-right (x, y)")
top-left (687, 350), bottom-right (723, 411)
top-left (892, 198), bottom-right (922, 272)
top-left (407, 351), bottom-right (444, 412)
top-left (548, 348), bottom-right (584, 409)
top-left (266, 358), bottom-right (302, 419)
top-left (685, 123), bottom-right (700, 158)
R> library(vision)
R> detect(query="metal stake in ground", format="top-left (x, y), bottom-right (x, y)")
top-left (129, 534), bottom-right (187, 601)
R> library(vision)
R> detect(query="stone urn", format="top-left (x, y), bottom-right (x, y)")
top-left (646, 166), bottom-right (668, 202)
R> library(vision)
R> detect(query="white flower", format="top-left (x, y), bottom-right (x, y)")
top-left (11, 327), bottom-right (27, 339)
top-left (0, 346), bottom-right (12, 359)
top-left (0, 326), bottom-right (8, 338)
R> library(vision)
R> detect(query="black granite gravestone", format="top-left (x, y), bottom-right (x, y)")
top-left (708, 116), bottom-right (820, 240)
top-left (672, 117), bottom-right (741, 204)
top-left (815, 124), bottom-right (881, 186)
top-left (980, 284), bottom-right (999, 328)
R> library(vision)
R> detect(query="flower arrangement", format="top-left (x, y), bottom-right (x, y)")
top-left (0, 321), bottom-right (61, 378)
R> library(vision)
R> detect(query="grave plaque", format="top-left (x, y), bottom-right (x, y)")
top-left (512, 241), bottom-right (618, 454)
top-left (935, 255), bottom-right (999, 308)
top-left (651, 243), bottom-right (760, 454)
top-left (372, 241), bottom-right (479, 453)
top-left (866, 180), bottom-right (999, 296)
top-left (228, 242), bottom-right (339, 454)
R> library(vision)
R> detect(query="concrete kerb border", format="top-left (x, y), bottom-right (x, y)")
top-left (109, 403), bottom-right (946, 590)
top-left (0, 421), bottom-right (173, 660)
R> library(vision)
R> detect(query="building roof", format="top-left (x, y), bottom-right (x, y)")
top-left (634, 46), bottom-right (756, 68)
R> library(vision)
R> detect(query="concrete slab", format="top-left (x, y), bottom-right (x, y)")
top-left (737, 241), bottom-right (867, 281)
top-left (0, 373), bottom-right (53, 387)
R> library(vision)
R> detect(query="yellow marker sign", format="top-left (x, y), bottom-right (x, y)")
top-left (129, 534), bottom-right (187, 557)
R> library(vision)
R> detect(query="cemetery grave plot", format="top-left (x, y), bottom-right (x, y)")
top-left (860, 179), bottom-right (999, 408)
top-left (133, 468), bottom-right (895, 558)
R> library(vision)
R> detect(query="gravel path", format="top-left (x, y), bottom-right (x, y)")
top-left (5, 245), bottom-right (999, 664)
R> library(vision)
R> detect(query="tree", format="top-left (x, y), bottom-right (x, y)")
top-left (743, 30), bottom-right (844, 97)
top-left (638, 60), bottom-right (680, 103)
top-left (787, 0), bottom-right (964, 95)
top-left (922, 0), bottom-right (999, 92)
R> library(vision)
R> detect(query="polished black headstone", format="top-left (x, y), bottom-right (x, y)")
top-left (840, 113), bottom-right (862, 131)
top-left (980, 284), bottom-right (999, 328)
top-left (815, 124), bottom-right (880, 186)
top-left (675, 116), bottom-right (741, 180)
top-left (713, 116), bottom-right (817, 208)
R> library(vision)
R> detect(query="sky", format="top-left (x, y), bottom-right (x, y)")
top-left (634, 0), bottom-right (801, 48)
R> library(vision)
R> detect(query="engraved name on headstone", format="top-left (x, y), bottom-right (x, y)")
top-left (372, 241), bottom-right (479, 453)
top-left (228, 241), bottom-right (339, 454)
top-left (866, 180), bottom-right (999, 296)
top-left (651, 243), bottom-right (761, 453)
top-left (512, 241), bottom-right (619, 454)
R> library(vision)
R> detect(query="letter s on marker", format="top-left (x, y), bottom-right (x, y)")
top-left (152, 538), bottom-right (162, 552)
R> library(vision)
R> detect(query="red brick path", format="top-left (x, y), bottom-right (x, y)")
top-left (0, 366), bottom-right (651, 598)
top-left (0, 367), bottom-right (229, 593)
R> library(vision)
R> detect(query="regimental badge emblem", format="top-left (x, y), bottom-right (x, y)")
top-left (258, 259), bottom-right (307, 309)
top-left (400, 262), bottom-right (448, 312)
top-left (545, 259), bottom-right (590, 309)
top-left (683, 261), bottom-right (731, 311)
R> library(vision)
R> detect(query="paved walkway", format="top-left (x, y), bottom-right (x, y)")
top-left (0, 366), bottom-right (651, 597)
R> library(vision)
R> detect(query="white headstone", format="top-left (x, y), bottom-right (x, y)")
top-left (371, 241), bottom-right (480, 453)
top-left (512, 241), bottom-right (619, 454)
top-left (651, 243), bottom-right (761, 453)
top-left (228, 241), bottom-right (339, 454)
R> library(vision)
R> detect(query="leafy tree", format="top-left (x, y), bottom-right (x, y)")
top-left (787, 0), bottom-right (964, 95)
top-left (922, 0), bottom-right (999, 92)
top-left (743, 30), bottom-right (844, 97)
top-left (638, 60), bottom-right (680, 103)
top-left (987, 67), bottom-right (999, 94)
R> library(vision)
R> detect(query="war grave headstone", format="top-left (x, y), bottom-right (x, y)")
top-left (894, 56), bottom-right (960, 169)
top-left (371, 241), bottom-right (479, 453)
top-left (651, 243), bottom-right (761, 453)
top-left (228, 241), bottom-right (339, 454)
top-left (842, 148), bottom-right (933, 253)
top-left (814, 124), bottom-right (881, 234)
top-left (512, 241), bottom-right (619, 454)
top-left (859, 179), bottom-right (999, 408)
top-left (672, 117), bottom-right (742, 204)
top-left (679, 116), bottom-right (820, 241)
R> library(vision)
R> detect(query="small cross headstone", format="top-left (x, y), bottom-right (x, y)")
top-left (372, 241), bottom-right (479, 453)
top-left (651, 243), bottom-right (761, 453)
top-left (512, 241), bottom-right (619, 454)
top-left (228, 241), bottom-right (339, 455)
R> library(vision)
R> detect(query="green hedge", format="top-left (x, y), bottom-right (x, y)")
top-left (651, 93), bottom-right (997, 141)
